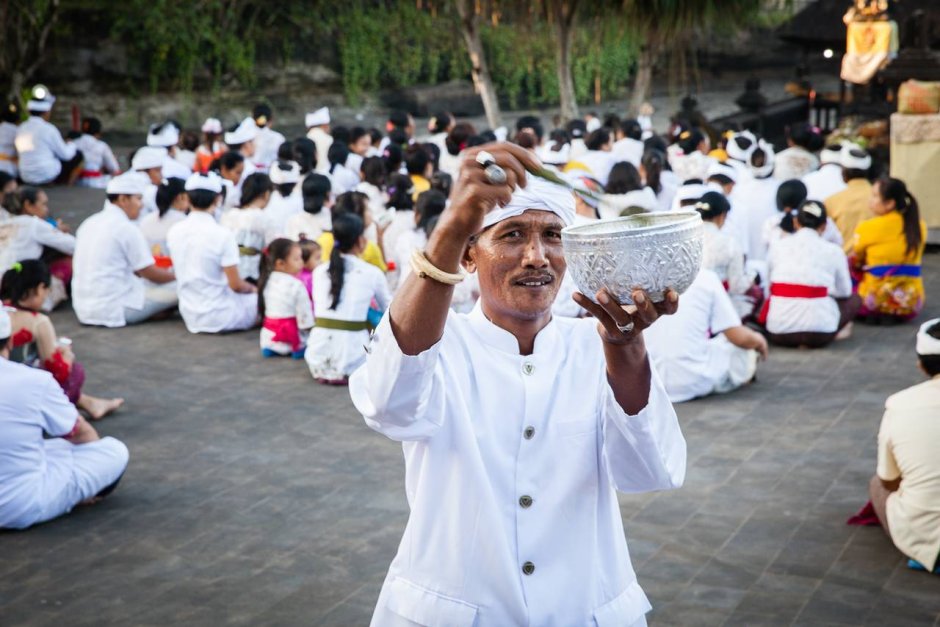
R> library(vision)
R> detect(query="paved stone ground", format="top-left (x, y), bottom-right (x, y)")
top-left (2, 187), bottom-right (939, 626)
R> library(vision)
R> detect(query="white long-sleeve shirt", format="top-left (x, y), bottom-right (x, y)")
top-left (349, 305), bottom-right (686, 627)
top-left (0, 121), bottom-right (18, 177)
top-left (765, 227), bottom-right (853, 334)
top-left (73, 134), bottom-right (120, 186)
top-left (8, 214), bottom-right (76, 262)
top-left (14, 116), bottom-right (76, 185)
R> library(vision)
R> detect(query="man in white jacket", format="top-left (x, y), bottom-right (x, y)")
top-left (350, 143), bottom-right (686, 626)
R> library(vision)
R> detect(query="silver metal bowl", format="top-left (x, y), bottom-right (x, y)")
top-left (561, 211), bottom-right (704, 305)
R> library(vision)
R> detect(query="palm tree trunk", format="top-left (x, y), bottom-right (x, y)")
top-left (455, 0), bottom-right (502, 129)
top-left (552, 0), bottom-right (580, 123)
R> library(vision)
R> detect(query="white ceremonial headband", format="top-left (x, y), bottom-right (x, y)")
top-left (916, 318), bottom-right (940, 356)
top-left (480, 173), bottom-right (575, 232)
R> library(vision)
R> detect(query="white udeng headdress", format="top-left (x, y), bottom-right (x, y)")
top-left (480, 173), bottom-right (575, 231)
top-left (916, 318), bottom-right (940, 356)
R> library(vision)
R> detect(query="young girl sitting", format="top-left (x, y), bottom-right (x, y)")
top-left (297, 238), bottom-right (321, 301)
top-left (220, 172), bottom-right (273, 282)
top-left (762, 179), bottom-right (842, 253)
top-left (138, 177), bottom-right (190, 267)
top-left (762, 200), bottom-right (860, 348)
top-left (258, 238), bottom-right (314, 358)
top-left (305, 213), bottom-right (391, 385)
top-left (74, 117), bottom-right (121, 189)
top-left (1, 260), bottom-right (123, 419)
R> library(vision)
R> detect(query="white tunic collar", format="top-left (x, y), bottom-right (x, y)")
top-left (467, 299), bottom-right (560, 355)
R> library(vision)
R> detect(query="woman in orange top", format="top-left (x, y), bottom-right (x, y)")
top-left (851, 177), bottom-right (927, 322)
top-left (194, 118), bottom-right (225, 174)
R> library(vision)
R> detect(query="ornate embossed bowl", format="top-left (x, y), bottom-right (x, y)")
top-left (561, 211), bottom-right (704, 305)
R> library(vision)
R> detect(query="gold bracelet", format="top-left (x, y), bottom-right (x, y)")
top-left (410, 250), bottom-right (466, 285)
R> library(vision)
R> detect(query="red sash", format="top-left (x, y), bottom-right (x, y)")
top-left (80, 169), bottom-right (102, 178)
top-left (758, 283), bottom-right (829, 325)
top-left (263, 317), bottom-right (302, 351)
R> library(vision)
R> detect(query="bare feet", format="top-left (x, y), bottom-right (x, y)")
top-left (78, 395), bottom-right (125, 421)
top-left (835, 321), bottom-right (854, 341)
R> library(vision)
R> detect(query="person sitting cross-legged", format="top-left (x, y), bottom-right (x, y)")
top-left (0, 306), bottom-right (129, 530)
top-left (869, 318), bottom-right (940, 573)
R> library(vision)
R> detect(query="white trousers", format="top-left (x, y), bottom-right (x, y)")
top-left (124, 282), bottom-right (179, 325)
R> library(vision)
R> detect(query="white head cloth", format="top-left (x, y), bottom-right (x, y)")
top-left (706, 161), bottom-right (738, 184)
top-left (586, 117), bottom-right (602, 133)
top-left (269, 160), bottom-right (301, 185)
top-left (185, 172), bottom-right (223, 194)
top-left (201, 117), bottom-right (223, 134)
top-left (726, 130), bottom-right (757, 163)
top-left (493, 126), bottom-right (509, 142)
top-left (537, 143), bottom-right (570, 166)
top-left (840, 144), bottom-right (872, 170)
top-left (147, 122), bottom-right (180, 147)
top-left (27, 86), bottom-right (56, 112)
top-left (673, 182), bottom-right (708, 205)
top-left (305, 107), bottom-right (330, 127)
top-left (748, 139), bottom-right (775, 179)
top-left (106, 171), bottom-right (149, 195)
top-left (819, 144), bottom-right (843, 165)
top-left (225, 117), bottom-right (259, 145)
top-left (916, 318), bottom-right (940, 356)
top-left (480, 173), bottom-right (575, 231)
top-left (0, 305), bottom-right (12, 339)
top-left (132, 146), bottom-right (168, 171)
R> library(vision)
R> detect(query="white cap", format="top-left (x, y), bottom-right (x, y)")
top-left (537, 143), bottom-right (570, 166)
top-left (916, 318), bottom-right (940, 356)
top-left (819, 143), bottom-right (843, 165)
top-left (132, 146), bottom-right (168, 171)
top-left (106, 171), bottom-right (149, 195)
top-left (224, 117), bottom-right (259, 146)
top-left (748, 139), bottom-right (775, 179)
top-left (185, 172), bottom-right (223, 194)
top-left (269, 160), bottom-right (301, 185)
top-left (0, 305), bottom-right (12, 340)
top-left (840, 144), bottom-right (872, 170)
top-left (27, 85), bottom-right (56, 112)
top-left (147, 122), bottom-right (180, 147)
top-left (586, 117), bottom-right (602, 133)
top-left (305, 107), bottom-right (330, 127)
top-left (201, 117), bottom-right (223, 134)
top-left (726, 130), bottom-right (757, 163)
top-left (674, 183), bottom-right (708, 205)
top-left (706, 161), bottom-right (738, 184)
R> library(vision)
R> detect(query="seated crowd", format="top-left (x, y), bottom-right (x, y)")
top-left (0, 86), bottom-right (934, 559)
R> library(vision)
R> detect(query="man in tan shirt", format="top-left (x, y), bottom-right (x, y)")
top-left (823, 145), bottom-right (872, 252)
top-left (870, 317), bottom-right (940, 572)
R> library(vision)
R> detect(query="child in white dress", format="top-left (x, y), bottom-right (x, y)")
top-left (138, 177), bottom-right (189, 266)
top-left (74, 118), bottom-right (120, 188)
top-left (258, 239), bottom-right (314, 358)
top-left (219, 172), bottom-right (272, 282)
top-left (305, 212), bottom-right (391, 384)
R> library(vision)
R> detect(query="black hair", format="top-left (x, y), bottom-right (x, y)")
top-left (644, 134), bottom-right (668, 155)
top-left (386, 173), bottom-right (415, 211)
top-left (566, 119), bottom-right (587, 139)
top-left (424, 142), bottom-right (441, 171)
top-left (466, 135), bottom-right (488, 149)
top-left (299, 239), bottom-right (321, 264)
top-left (187, 189), bottom-right (219, 210)
top-left (0, 171), bottom-right (14, 202)
top-left (918, 320), bottom-right (940, 376)
top-left (750, 147), bottom-right (770, 176)
top-left (2, 101), bottom-right (18, 124)
top-left (271, 160), bottom-right (298, 197)
top-left (327, 141), bottom-right (350, 174)
top-left (368, 128), bottom-right (383, 146)
top-left (514, 130), bottom-right (539, 150)
top-left (423, 214), bottom-right (440, 239)
top-left (548, 128), bottom-right (569, 151)
top-left (328, 212), bottom-right (365, 310)
top-left (81, 117), bottom-right (102, 135)
top-left (180, 130), bottom-right (199, 152)
top-left (215, 151), bottom-right (244, 173)
top-left (620, 118), bottom-right (642, 141)
top-left (415, 190), bottom-right (447, 231)
top-left (257, 238), bottom-right (298, 319)
top-left (156, 177), bottom-right (187, 217)
top-left (404, 144), bottom-right (430, 176)
top-left (876, 176), bottom-right (923, 257)
top-left (5, 186), bottom-right (42, 215)
top-left (277, 141), bottom-right (295, 161)
top-left (429, 112), bottom-right (454, 134)
top-left (252, 103), bottom-right (273, 127)
top-left (0, 259), bottom-right (51, 307)
top-left (388, 128), bottom-right (409, 147)
top-left (332, 191), bottom-right (369, 221)
top-left (728, 134), bottom-right (754, 160)
top-left (795, 199), bottom-right (827, 231)
top-left (240, 172), bottom-right (273, 207)
top-left (516, 115), bottom-right (544, 142)
top-left (302, 173), bottom-right (331, 215)
top-left (677, 129), bottom-right (705, 155)
top-left (430, 171), bottom-right (452, 198)
top-left (383, 142), bottom-right (404, 174)
top-left (641, 150), bottom-right (665, 195)
top-left (331, 125), bottom-right (351, 146)
top-left (388, 109), bottom-right (410, 129)
top-left (360, 157), bottom-right (386, 188)
top-left (606, 162), bottom-right (643, 194)
top-left (787, 122), bottom-right (824, 152)
top-left (694, 191), bottom-right (731, 221)
top-left (349, 126), bottom-right (369, 147)
top-left (479, 130), bottom-right (497, 143)
top-left (585, 128), bottom-right (611, 151)
top-left (602, 113), bottom-right (621, 131)
top-left (707, 173), bottom-right (734, 187)
top-left (292, 137), bottom-right (317, 174)
top-left (776, 179), bottom-right (808, 233)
